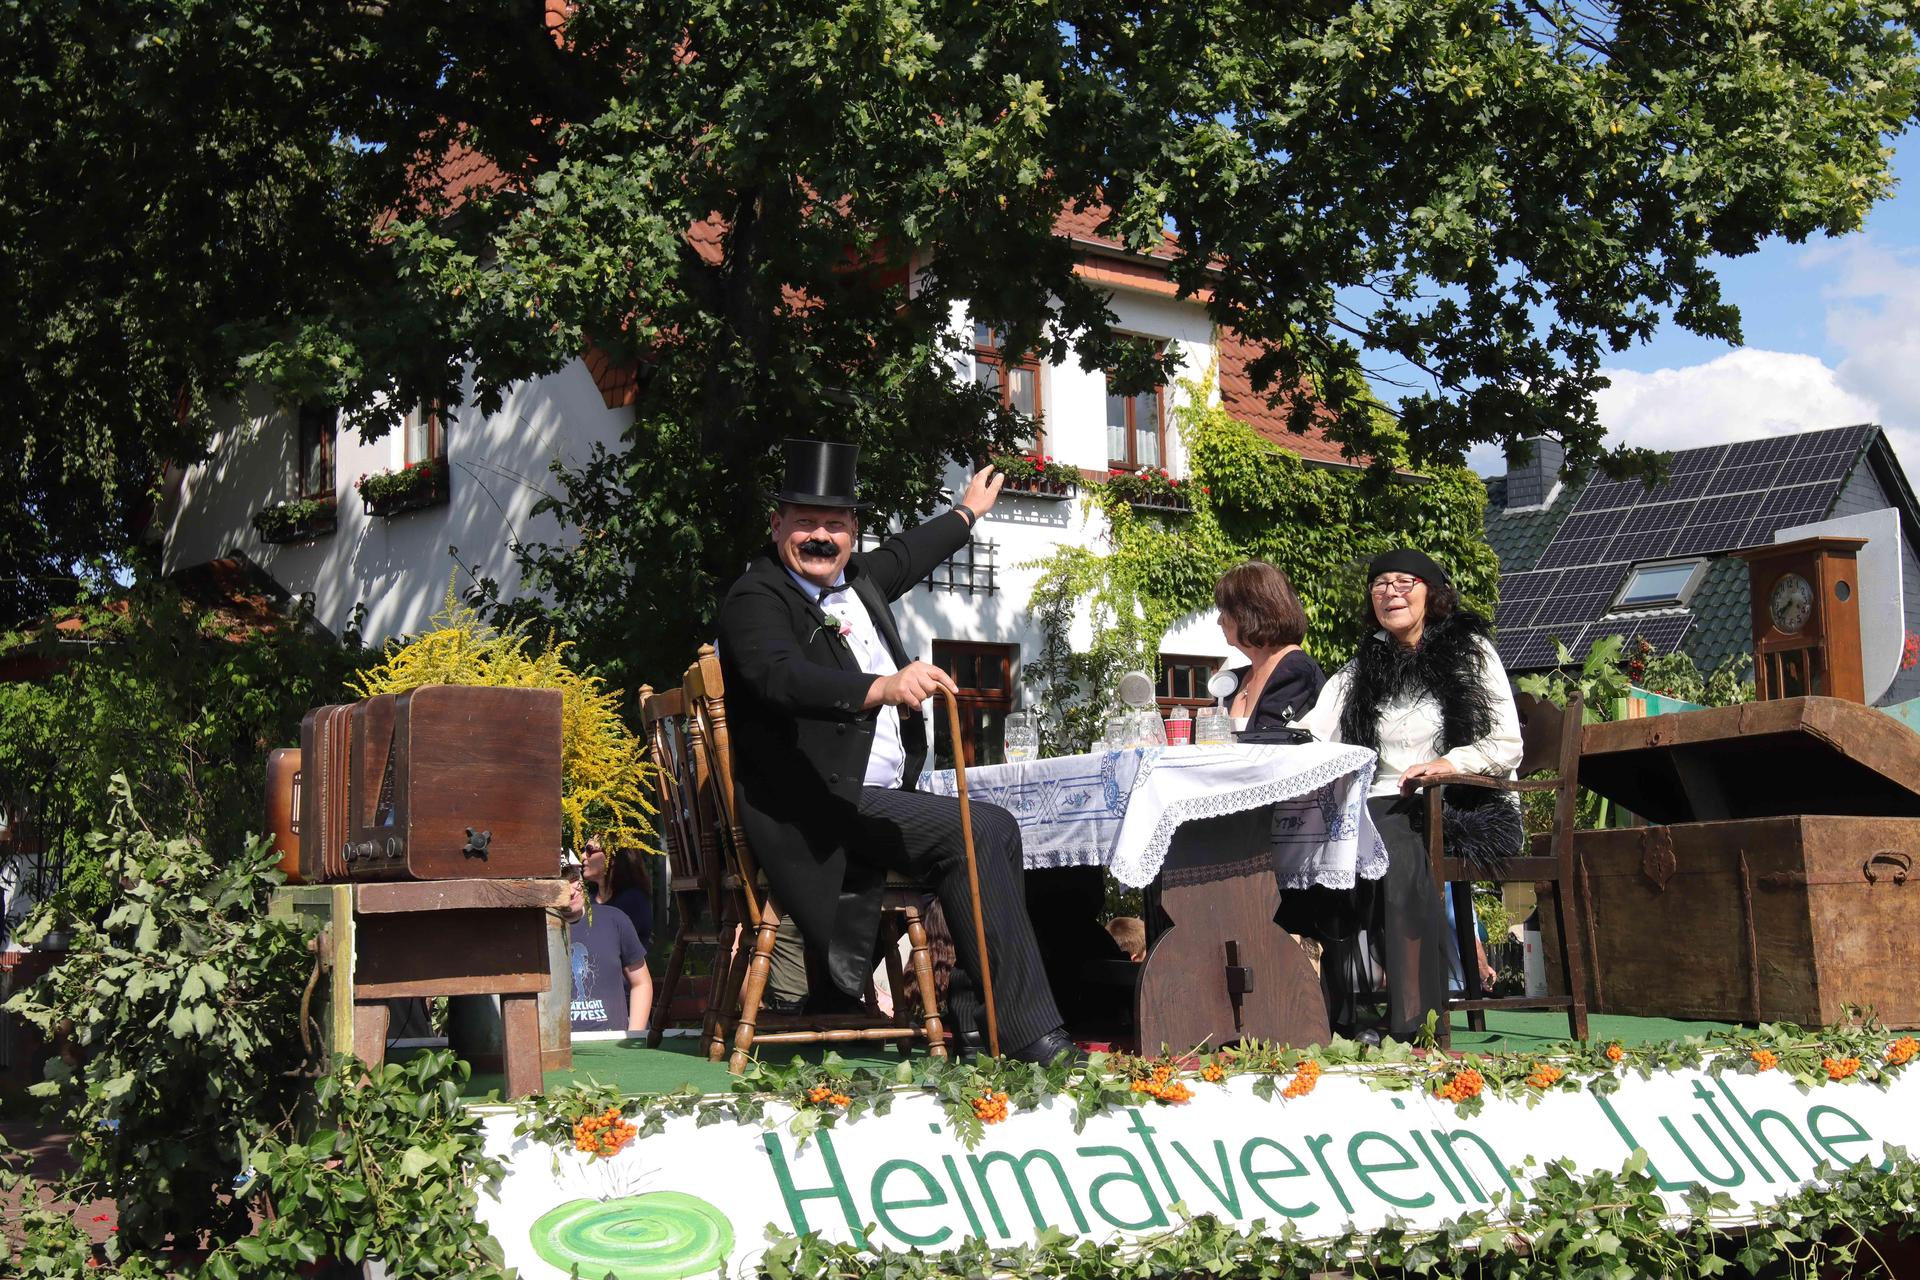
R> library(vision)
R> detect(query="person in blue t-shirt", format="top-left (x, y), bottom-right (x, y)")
top-left (564, 860), bottom-right (651, 1033)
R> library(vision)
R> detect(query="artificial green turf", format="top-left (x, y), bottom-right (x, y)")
top-left (456, 1011), bottom-right (1740, 1100)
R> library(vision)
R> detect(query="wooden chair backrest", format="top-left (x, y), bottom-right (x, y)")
top-left (1514, 686), bottom-right (1585, 852)
top-left (639, 683), bottom-right (706, 894)
top-left (684, 644), bottom-right (767, 922)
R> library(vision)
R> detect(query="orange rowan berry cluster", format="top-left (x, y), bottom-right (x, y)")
top-left (572, 1106), bottom-right (637, 1158)
top-left (1200, 1062), bottom-right (1227, 1084)
top-left (806, 1084), bottom-right (852, 1107)
top-left (1433, 1067), bottom-right (1484, 1104)
top-left (1280, 1059), bottom-right (1321, 1099)
top-left (1751, 1048), bottom-right (1779, 1071)
top-left (972, 1091), bottom-right (1010, 1124)
top-left (1823, 1055), bottom-right (1861, 1082)
top-left (1886, 1036), bottom-right (1918, 1066)
top-left (1130, 1062), bottom-right (1193, 1103)
top-left (1604, 1044), bottom-right (1625, 1063)
top-left (1525, 1063), bottom-right (1564, 1089)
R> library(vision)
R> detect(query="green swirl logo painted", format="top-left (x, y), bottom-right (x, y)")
top-left (529, 1191), bottom-right (734, 1280)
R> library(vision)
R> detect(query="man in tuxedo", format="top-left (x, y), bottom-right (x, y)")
top-left (716, 439), bottom-right (1073, 1063)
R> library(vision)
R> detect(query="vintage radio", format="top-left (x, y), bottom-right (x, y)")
top-left (264, 747), bottom-right (302, 883)
top-left (298, 702), bottom-right (354, 882)
top-left (298, 684), bottom-right (564, 882)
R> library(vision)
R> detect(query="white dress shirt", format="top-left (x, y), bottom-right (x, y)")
top-left (1293, 633), bottom-right (1523, 797)
top-left (789, 569), bottom-right (906, 789)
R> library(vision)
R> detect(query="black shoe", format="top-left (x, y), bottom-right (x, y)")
top-left (1008, 1027), bottom-right (1084, 1066)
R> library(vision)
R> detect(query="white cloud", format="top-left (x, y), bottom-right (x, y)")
top-left (1809, 239), bottom-right (1920, 454)
top-left (1592, 348), bottom-right (1881, 456)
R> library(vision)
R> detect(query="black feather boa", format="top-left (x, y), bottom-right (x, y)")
top-left (1338, 610), bottom-right (1522, 874)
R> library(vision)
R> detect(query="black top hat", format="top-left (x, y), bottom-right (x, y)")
top-left (769, 438), bottom-right (867, 509)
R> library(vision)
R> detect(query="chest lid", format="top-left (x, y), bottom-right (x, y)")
top-left (1577, 696), bottom-right (1920, 823)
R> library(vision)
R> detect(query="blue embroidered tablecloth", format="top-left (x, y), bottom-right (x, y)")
top-left (921, 742), bottom-right (1386, 890)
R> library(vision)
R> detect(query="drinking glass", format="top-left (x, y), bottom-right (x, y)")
top-left (1194, 708), bottom-right (1232, 746)
top-left (1103, 714), bottom-right (1129, 752)
top-left (1003, 713), bottom-right (1037, 763)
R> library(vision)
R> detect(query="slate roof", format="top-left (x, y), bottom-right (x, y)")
top-left (1486, 425), bottom-right (1880, 672)
top-left (1484, 474), bottom-right (1586, 574)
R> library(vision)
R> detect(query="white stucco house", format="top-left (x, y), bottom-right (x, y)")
top-left (157, 216), bottom-right (1359, 765)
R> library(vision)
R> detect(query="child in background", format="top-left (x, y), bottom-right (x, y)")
top-left (1106, 916), bottom-right (1147, 963)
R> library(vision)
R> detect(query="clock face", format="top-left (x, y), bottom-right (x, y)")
top-left (1769, 572), bottom-right (1814, 634)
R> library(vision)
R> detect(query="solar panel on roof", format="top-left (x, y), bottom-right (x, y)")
top-left (1496, 598), bottom-right (1543, 629)
top-left (1670, 445), bottom-right (1728, 473)
top-left (1707, 462), bottom-right (1785, 496)
top-left (1556, 564), bottom-right (1627, 597)
top-left (1670, 520), bottom-right (1752, 556)
top-left (1785, 452), bottom-right (1853, 485)
top-left (1532, 592), bottom-right (1615, 627)
top-left (1788, 425), bottom-right (1872, 460)
top-left (1573, 480), bottom-right (1642, 512)
top-left (1691, 494), bottom-right (1760, 525)
top-left (1535, 538), bottom-right (1613, 570)
top-left (1498, 570), bottom-right (1560, 602)
top-left (1603, 530), bottom-right (1679, 563)
top-left (1553, 509), bottom-right (1629, 543)
top-left (1642, 471), bottom-right (1712, 503)
top-left (1498, 629), bottom-right (1568, 670)
top-left (1620, 502), bottom-right (1693, 534)
top-left (1724, 435), bottom-right (1797, 467)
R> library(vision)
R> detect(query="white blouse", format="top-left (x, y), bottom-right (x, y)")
top-left (1292, 633), bottom-right (1524, 797)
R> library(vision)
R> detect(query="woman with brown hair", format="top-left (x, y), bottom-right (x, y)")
top-left (1213, 560), bottom-right (1326, 729)
top-left (582, 834), bottom-right (656, 950)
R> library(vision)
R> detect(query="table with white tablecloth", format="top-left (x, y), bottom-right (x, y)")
top-left (921, 742), bottom-right (1388, 1051)
top-left (921, 741), bottom-right (1387, 890)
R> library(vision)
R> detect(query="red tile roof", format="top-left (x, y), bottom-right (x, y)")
top-left (1214, 330), bottom-right (1358, 468)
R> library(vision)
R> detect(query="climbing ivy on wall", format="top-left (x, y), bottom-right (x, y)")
top-left (1027, 382), bottom-right (1499, 754)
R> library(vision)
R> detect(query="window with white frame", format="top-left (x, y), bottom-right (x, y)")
top-left (1105, 338), bottom-right (1166, 470)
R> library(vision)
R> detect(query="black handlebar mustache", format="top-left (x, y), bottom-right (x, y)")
top-left (798, 539), bottom-right (839, 557)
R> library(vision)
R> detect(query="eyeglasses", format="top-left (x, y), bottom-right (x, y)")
top-left (1369, 575), bottom-right (1423, 597)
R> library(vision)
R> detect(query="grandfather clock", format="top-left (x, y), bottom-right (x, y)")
top-left (1733, 536), bottom-right (1867, 702)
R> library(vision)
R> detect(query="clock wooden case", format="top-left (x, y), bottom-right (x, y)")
top-left (1733, 536), bottom-right (1867, 703)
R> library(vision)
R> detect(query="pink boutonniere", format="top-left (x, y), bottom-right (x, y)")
top-left (814, 609), bottom-right (854, 646)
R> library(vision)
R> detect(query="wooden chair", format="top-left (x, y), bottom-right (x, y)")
top-left (684, 644), bottom-right (998, 1073)
top-left (639, 682), bottom-right (739, 1050)
top-left (1420, 688), bottom-right (1591, 1047)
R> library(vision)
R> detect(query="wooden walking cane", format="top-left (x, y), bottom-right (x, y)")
top-left (933, 684), bottom-right (1000, 1058)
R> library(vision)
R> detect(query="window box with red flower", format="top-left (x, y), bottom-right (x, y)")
top-left (250, 497), bottom-right (338, 545)
top-left (357, 457), bottom-right (450, 517)
top-left (1102, 466), bottom-right (1192, 513)
top-left (991, 453), bottom-right (1079, 500)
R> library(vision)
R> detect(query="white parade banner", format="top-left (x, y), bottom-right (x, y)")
top-left (471, 1065), bottom-right (1920, 1280)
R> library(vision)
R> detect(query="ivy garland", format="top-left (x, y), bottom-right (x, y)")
top-left (1026, 378), bottom-right (1499, 754)
top-left (516, 1022), bottom-right (1920, 1153)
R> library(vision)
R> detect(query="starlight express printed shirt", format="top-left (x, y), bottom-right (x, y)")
top-left (787, 568), bottom-right (906, 789)
top-left (568, 905), bottom-right (646, 1032)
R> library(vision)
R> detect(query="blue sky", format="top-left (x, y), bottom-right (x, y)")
top-left (1463, 135), bottom-right (1920, 478)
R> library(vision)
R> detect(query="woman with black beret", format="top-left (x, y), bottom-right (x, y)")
top-left (1292, 549), bottom-right (1522, 1039)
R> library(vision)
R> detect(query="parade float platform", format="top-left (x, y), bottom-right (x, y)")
top-left (444, 1011), bottom-right (1747, 1099)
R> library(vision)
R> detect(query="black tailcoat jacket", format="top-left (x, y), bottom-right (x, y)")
top-left (715, 510), bottom-right (972, 996)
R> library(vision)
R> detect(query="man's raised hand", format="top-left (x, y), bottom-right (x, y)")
top-left (958, 464), bottom-right (1006, 522)
top-left (867, 660), bottom-right (958, 710)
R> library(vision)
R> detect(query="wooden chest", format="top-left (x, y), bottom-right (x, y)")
top-left (1548, 818), bottom-right (1918, 1026)
top-left (1549, 697), bottom-right (1920, 1028)
top-left (296, 685), bottom-right (564, 882)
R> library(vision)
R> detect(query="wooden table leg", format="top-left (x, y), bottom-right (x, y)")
top-left (1135, 814), bottom-right (1330, 1054)
top-left (502, 993), bottom-right (542, 1099)
top-left (352, 1000), bottom-right (391, 1071)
